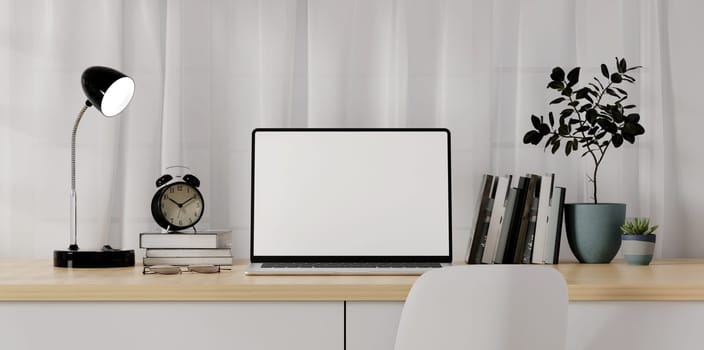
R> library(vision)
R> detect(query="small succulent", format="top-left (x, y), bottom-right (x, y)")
top-left (620, 217), bottom-right (658, 235)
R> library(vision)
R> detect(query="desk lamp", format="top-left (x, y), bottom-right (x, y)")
top-left (53, 66), bottom-right (136, 267)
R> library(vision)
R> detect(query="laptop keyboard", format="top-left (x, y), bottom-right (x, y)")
top-left (260, 262), bottom-right (443, 269)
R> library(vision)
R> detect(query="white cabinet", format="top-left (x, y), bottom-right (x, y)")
top-left (566, 301), bottom-right (704, 350)
top-left (0, 302), bottom-right (343, 350)
top-left (346, 301), bottom-right (404, 350)
top-left (345, 301), bottom-right (704, 350)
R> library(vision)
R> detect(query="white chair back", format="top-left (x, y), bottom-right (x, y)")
top-left (394, 265), bottom-right (568, 350)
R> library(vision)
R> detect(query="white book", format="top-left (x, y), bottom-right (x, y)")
top-left (531, 173), bottom-right (554, 264)
top-left (145, 248), bottom-right (232, 258)
top-left (143, 256), bottom-right (234, 266)
top-left (543, 187), bottom-right (566, 264)
top-left (139, 230), bottom-right (232, 249)
top-left (482, 175), bottom-right (512, 264)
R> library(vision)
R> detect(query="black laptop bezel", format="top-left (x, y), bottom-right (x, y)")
top-left (250, 128), bottom-right (453, 264)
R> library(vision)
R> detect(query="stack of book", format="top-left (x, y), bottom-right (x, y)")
top-left (465, 173), bottom-right (566, 265)
top-left (140, 230), bottom-right (233, 266)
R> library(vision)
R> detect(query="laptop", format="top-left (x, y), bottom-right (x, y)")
top-left (245, 128), bottom-right (452, 275)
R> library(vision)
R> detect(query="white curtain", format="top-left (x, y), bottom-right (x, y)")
top-left (0, 0), bottom-right (700, 260)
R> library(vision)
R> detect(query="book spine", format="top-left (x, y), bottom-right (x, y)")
top-left (482, 175), bottom-right (512, 264)
top-left (544, 187), bottom-right (566, 264)
top-left (531, 173), bottom-right (555, 264)
top-left (502, 177), bottom-right (528, 263)
top-left (494, 188), bottom-right (518, 264)
top-left (466, 175), bottom-right (495, 264)
top-left (521, 199), bottom-right (539, 264)
top-left (142, 257), bottom-right (233, 266)
top-left (513, 175), bottom-right (540, 263)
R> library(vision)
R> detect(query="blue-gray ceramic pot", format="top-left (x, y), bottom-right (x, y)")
top-left (564, 203), bottom-right (626, 263)
top-left (621, 234), bottom-right (656, 265)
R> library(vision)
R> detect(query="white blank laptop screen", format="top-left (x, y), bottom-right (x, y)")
top-left (251, 129), bottom-right (451, 258)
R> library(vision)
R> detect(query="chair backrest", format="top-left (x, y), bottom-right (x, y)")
top-left (394, 265), bottom-right (568, 350)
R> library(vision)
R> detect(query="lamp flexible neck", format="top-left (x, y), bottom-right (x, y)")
top-left (70, 103), bottom-right (90, 250)
top-left (71, 104), bottom-right (89, 191)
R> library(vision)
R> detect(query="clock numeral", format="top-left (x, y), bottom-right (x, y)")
top-left (177, 185), bottom-right (183, 191)
top-left (187, 188), bottom-right (190, 193)
top-left (179, 220), bottom-right (183, 225)
top-left (169, 188), bottom-right (174, 193)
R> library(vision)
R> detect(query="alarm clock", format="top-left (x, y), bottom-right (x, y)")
top-left (150, 173), bottom-right (204, 231)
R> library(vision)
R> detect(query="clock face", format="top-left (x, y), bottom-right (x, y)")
top-left (157, 182), bottom-right (204, 229)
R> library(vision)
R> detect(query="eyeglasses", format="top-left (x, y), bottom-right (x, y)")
top-left (143, 264), bottom-right (225, 275)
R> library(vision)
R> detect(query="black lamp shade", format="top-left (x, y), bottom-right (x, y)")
top-left (81, 66), bottom-right (135, 117)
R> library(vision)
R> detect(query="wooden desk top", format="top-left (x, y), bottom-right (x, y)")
top-left (1, 259), bottom-right (704, 301)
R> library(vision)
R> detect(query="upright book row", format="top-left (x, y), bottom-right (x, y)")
top-left (465, 173), bottom-right (566, 265)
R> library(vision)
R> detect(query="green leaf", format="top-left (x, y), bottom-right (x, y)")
top-left (610, 73), bottom-right (623, 83)
top-left (560, 109), bottom-right (574, 118)
top-left (615, 87), bottom-right (628, 96)
top-left (550, 67), bottom-right (565, 82)
top-left (558, 124), bottom-right (570, 136)
top-left (551, 140), bottom-right (560, 154)
top-left (606, 88), bottom-right (620, 98)
top-left (623, 104), bottom-right (636, 109)
top-left (585, 109), bottom-right (598, 124)
top-left (573, 139), bottom-right (578, 150)
top-left (565, 140), bottom-right (573, 156)
top-left (612, 111), bottom-right (625, 123)
top-left (549, 97), bottom-right (566, 105)
top-left (568, 101), bottom-right (579, 107)
top-left (523, 130), bottom-right (538, 144)
top-left (622, 74), bottom-right (635, 83)
top-left (593, 77), bottom-right (604, 89)
top-left (545, 134), bottom-right (559, 150)
top-left (576, 125), bottom-right (589, 132)
top-left (547, 81), bottom-right (565, 90)
top-left (596, 131), bottom-right (607, 140)
top-left (597, 119), bottom-right (618, 133)
top-left (626, 113), bottom-right (640, 123)
top-left (567, 67), bottom-right (581, 87)
top-left (575, 87), bottom-right (591, 100)
top-left (619, 58), bottom-right (627, 73)
top-left (531, 115), bottom-right (541, 129)
top-left (612, 134), bottom-right (624, 147)
top-left (601, 64), bottom-right (609, 79)
top-left (561, 87), bottom-right (573, 96)
top-left (623, 122), bottom-right (645, 135)
top-left (524, 130), bottom-right (545, 145)
top-left (549, 112), bottom-right (555, 126)
top-left (588, 126), bottom-right (598, 135)
top-left (623, 132), bottom-right (635, 144)
top-left (537, 123), bottom-right (550, 135)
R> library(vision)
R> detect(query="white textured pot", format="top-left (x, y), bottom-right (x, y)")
top-left (621, 234), bottom-right (656, 265)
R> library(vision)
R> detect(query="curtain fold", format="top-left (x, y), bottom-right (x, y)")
top-left (0, 0), bottom-right (699, 260)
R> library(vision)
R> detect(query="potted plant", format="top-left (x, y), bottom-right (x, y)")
top-left (620, 217), bottom-right (658, 265)
top-left (523, 57), bottom-right (643, 263)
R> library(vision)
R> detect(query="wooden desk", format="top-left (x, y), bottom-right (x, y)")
top-left (1, 259), bottom-right (704, 350)
top-left (2, 259), bottom-right (704, 301)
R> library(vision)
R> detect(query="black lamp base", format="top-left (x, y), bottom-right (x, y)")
top-left (54, 247), bottom-right (135, 268)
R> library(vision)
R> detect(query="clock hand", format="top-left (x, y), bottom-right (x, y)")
top-left (181, 195), bottom-right (197, 207)
top-left (166, 195), bottom-right (182, 207)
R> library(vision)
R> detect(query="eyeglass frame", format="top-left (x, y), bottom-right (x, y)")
top-left (142, 264), bottom-right (226, 275)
